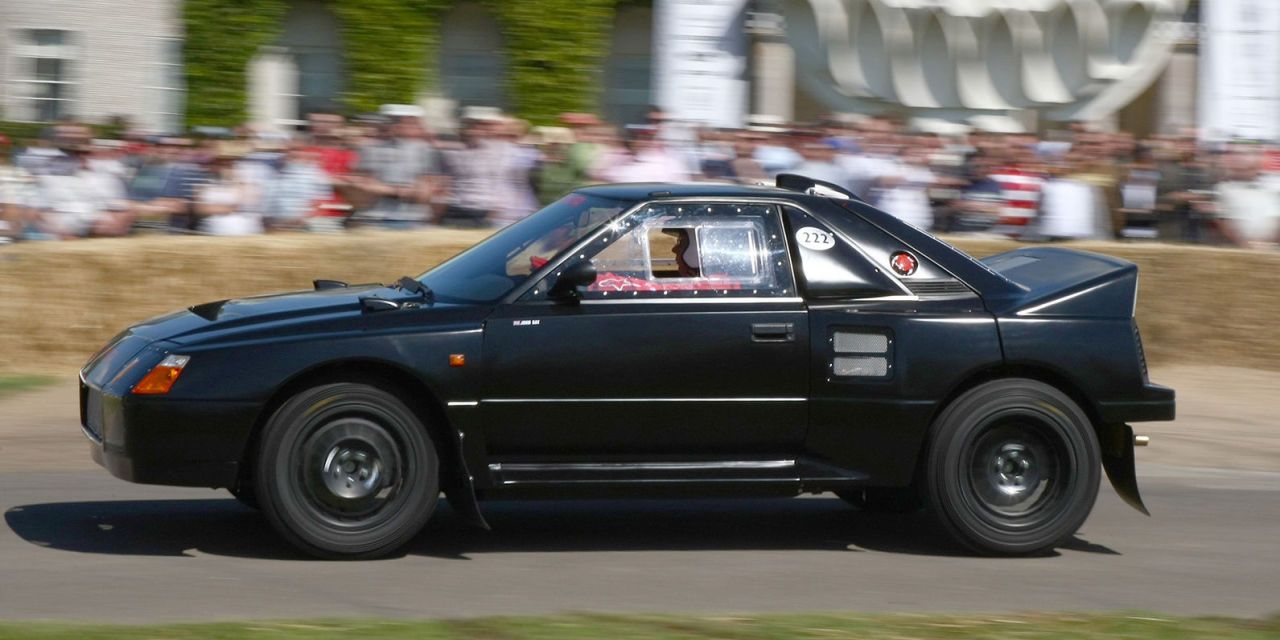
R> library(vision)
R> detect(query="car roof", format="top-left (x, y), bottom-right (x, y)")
top-left (575, 182), bottom-right (801, 201)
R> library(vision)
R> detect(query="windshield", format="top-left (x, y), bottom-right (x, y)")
top-left (419, 193), bottom-right (630, 303)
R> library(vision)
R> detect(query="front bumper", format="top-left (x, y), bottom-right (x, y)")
top-left (81, 376), bottom-right (259, 488)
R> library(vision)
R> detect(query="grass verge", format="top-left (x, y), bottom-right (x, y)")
top-left (0, 375), bottom-right (53, 399)
top-left (0, 613), bottom-right (1278, 639)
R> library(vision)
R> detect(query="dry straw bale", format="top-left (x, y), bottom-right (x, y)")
top-left (0, 232), bottom-right (1276, 373)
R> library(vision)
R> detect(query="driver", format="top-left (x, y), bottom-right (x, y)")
top-left (665, 228), bottom-right (701, 278)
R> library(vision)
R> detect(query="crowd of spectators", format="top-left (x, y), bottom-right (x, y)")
top-left (2, 106), bottom-right (1278, 250)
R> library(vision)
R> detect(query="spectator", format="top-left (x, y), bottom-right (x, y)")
top-left (33, 145), bottom-right (121, 238)
top-left (489, 118), bottom-right (541, 228)
top-left (877, 146), bottom-right (937, 231)
top-left (728, 131), bottom-right (767, 185)
top-left (1213, 146), bottom-right (1280, 249)
top-left (1156, 134), bottom-right (1215, 243)
top-left (305, 111), bottom-right (359, 229)
top-left (355, 114), bottom-right (441, 228)
top-left (126, 137), bottom-right (207, 233)
top-left (439, 113), bottom-right (503, 228)
top-left (790, 130), bottom-right (851, 190)
top-left (601, 125), bottom-right (690, 184)
top-left (262, 144), bottom-right (332, 231)
top-left (0, 135), bottom-right (37, 243)
top-left (1117, 145), bottom-right (1161, 239)
top-left (1039, 152), bottom-right (1106, 241)
top-left (533, 127), bottom-right (581, 205)
top-left (752, 122), bottom-right (802, 176)
top-left (197, 147), bottom-right (263, 236)
top-left (987, 134), bottom-right (1046, 239)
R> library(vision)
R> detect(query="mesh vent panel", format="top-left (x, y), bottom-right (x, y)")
top-left (834, 332), bottom-right (888, 354)
top-left (834, 356), bottom-right (888, 377)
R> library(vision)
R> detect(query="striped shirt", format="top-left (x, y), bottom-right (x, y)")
top-left (989, 167), bottom-right (1045, 237)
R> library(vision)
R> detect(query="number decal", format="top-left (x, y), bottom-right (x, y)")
top-left (795, 227), bottom-right (835, 251)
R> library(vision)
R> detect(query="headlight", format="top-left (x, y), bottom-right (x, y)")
top-left (131, 355), bottom-right (191, 395)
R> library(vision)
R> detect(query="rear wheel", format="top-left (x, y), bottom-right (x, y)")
top-left (923, 378), bottom-right (1100, 556)
top-left (255, 382), bottom-right (439, 559)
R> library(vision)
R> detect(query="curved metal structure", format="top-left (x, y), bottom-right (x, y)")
top-left (783, 0), bottom-right (1187, 126)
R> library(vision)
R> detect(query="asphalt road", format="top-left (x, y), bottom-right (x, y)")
top-left (2, 465), bottom-right (1278, 622)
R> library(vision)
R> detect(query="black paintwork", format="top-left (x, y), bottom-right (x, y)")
top-left (80, 178), bottom-right (1174, 523)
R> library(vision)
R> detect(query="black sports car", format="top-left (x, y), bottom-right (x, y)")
top-left (80, 175), bottom-right (1174, 558)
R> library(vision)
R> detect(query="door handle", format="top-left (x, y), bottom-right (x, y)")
top-left (751, 322), bottom-right (794, 343)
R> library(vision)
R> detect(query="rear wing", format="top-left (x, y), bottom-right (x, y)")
top-left (981, 247), bottom-right (1138, 318)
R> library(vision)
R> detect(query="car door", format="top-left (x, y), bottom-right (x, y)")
top-left (480, 200), bottom-right (809, 457)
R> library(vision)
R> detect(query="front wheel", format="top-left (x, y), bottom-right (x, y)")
top-left (923, 378), bottom-right (1100, 556)
top-left (255, 382), bottom-right (439, 559)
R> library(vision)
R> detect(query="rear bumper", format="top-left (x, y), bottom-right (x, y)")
top-left (81, 378), bottom-right (258, 488)
top-left (1097, 382), bottom-right (1176, 423)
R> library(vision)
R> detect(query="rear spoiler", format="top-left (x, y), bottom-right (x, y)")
top-left (776, 173), bottom-right (864, 202)
top-left (980, 247), bottom-right (1138, 318)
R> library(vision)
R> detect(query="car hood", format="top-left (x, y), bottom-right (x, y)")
top-left (124, 283), bottom-right (484, 347)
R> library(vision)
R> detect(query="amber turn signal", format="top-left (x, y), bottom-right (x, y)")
top-left (449, 353), bottom-right (466, 367)
top-left (132, 355), bottom-right (191, 395)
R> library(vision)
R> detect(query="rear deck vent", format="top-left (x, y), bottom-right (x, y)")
top-left (904, 278), bottom-right (970, 296)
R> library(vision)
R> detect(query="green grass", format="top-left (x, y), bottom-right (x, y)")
top-left (0, 613), bottom-right (1278, 640)
top-left (0, 375), bottom-right (53, 398)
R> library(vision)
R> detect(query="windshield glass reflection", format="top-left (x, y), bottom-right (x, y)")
top-left (419, 193), bottom-right (630, 303)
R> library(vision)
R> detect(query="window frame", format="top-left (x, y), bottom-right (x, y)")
top-left (511, 197), bottom-right (802, 305)
top-left (145, 37), bottom-right (186, 134)
top-left (6, 28), bottom-right (80, 123)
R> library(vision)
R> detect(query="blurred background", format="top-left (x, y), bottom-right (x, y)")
top-left (1, 1), bottom-right (1279, 628)
top-left (0, 0), bottom-right (1275, 248)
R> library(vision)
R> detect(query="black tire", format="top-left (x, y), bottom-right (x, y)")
top-left (923, 378), bottom-right (1100, 556)
top-left (254, 382), bottom-right (439, 559)
top-left (835, 488), bottom-right (922, 513)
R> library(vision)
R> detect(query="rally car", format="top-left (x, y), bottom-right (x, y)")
top-left (80, 175), bottom-right (1174, 558)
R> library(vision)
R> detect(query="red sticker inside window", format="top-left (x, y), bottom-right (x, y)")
top-left (890, 251), bottom-right (918, 276)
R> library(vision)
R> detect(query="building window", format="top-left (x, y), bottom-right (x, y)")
top-left (7, 29), bottom-right (78, 122)
top-left (440, 3), bottom-right (508, 109)
top-left (150, 39), bottom-right (186, 133)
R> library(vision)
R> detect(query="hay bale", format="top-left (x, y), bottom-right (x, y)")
top-left (0, 232), bottom-right (1276, 373)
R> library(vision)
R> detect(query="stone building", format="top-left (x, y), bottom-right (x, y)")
top-left (0, 0), bottom-right (183, 132)
top-left (0, 0), bottom-right (1210, 138)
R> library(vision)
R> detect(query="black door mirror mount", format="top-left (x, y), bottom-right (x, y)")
top-left (548, 261), bottom-right (597, 304)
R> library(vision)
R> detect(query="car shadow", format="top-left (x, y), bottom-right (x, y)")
top-left (4, 497), bottom-right (1117, 560)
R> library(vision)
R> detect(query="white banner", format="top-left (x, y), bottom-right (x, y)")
top-left (1200, 0), bottom-right (1280, 142)
top-left (653, 0), bottom-right (749, 128)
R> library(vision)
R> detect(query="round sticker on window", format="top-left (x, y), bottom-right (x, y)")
top-left (795, 227), bottom-right (835, 251)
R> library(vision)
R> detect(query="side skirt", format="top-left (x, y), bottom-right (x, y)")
top-left (478, 456), bottom-right (870, 500)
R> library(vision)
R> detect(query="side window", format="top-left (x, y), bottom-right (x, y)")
top-left (526, 202), bottom-right (796, 300)
top-left (783, 206), bottom-right (904, 299)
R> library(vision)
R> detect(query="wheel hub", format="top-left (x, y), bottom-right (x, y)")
top-left (990, 443), bottom-right (1039, 499)
top-left (967, 419), bottom-right (1065, 518)
top-left (322, 445), bottom-right (384, 500)
top-left (298, 417), bottom-right (402, 519)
